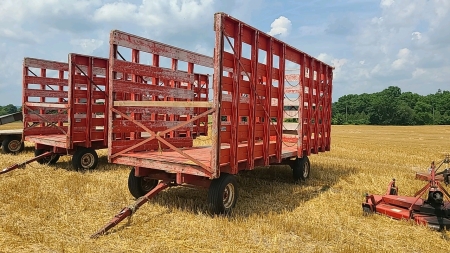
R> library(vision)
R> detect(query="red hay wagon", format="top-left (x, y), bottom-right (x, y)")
top-left (92, 12), bottom-right (334, 237)
top-left (21, 54), bottom-right (109, 170)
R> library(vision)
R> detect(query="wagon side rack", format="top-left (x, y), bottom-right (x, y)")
top-left (0, 151), bottom-right (56, 175)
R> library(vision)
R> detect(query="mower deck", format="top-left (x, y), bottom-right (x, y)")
top-left (363, 160), bottom-right (450, 231)
top-left (364, 194), bottom-right (450, 230)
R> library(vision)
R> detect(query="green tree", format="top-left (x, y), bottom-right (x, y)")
top-left (3, 104), bottom-right (18, 114)
top-left (414, 101), bottom-right (433, 125)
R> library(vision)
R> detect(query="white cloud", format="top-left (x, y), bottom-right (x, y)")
top-left (380, 0), bottom-right (395, 8)
top-left (391, 48), bottom-right (412, 70)
top-left (0, 28), bottom-right (39, 43)
top-left (317, 53), bottom-right (348, 81)
top-left (412, 68), bottom-right (426, 78)
top-left (93, 0), bottom-right (215, 36)
top-left (411, 31), bottom-right (422, 40)
top-left (268, 16), bottom-right (292, 37)
top-left (93, 2), bottom-right (138, 22)
top-left (70, 39), bottom-right (104, 55)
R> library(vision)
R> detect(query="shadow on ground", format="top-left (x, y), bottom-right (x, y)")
top-left (147, 163), bottom-right (357, 217)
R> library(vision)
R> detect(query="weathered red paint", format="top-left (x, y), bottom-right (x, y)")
top-left (22, 55), bottom-right (110, 154)
top-left (106, 13), bottom-right (333, 181)
top-left (214, 12), bottom-right (333, 169)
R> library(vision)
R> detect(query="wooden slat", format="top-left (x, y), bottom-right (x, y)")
top-left (113, 101), bottom-right (213, 108)
top-left (24, 58), bottom-right (68, 71)
top-left (23, 126), bottom-right (68, 135)
top-left (113, 106), bottom-right (194, 115)
top-left (24, 114), bottom-right (67, 122)
top-left (113, 60), bottom-right (195, 84)
top-left (112, 120), bottom-right (193, 133)
top-left (111, 138), bottom-right (193, 154)
top-left (24, 89), bottom-right (68, 98)
top-left (111, 30), bottom-right (214, 68)
top-left (112, 79), bottom-right (194, 100)
top-left (25, 76), bottom-right (68, 87)
top-left (24, 102), bottom-right (69, 109)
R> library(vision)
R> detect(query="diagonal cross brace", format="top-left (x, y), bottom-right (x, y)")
top-left (110, 107), bottom-right (215, 171)
top-left (23, 105), bottom-right (68, 135)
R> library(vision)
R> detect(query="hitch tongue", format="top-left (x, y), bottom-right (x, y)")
top-left (90, 181), bottom-right (170, 239)
top-left (1, 151), bottom-right (54, 175)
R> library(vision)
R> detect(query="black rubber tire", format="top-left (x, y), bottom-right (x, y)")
top-left (362, 204), bottom-right (373, 216)
top-left (72, 148), bottom-right (98, 171)
top-left (2, 136), bottom-right (24, 154)
top-left (207, 173), bottom-right (238, 215)
top-left (291, 156), bottom-right (310, 181)
top-left (34, 149), bottom-right (60, 164)
top-left (128, 167), bottom-right (159, 199)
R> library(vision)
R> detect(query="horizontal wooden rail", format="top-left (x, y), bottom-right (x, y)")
top-left (113, 101), bottom-right (213, 108)
top-left (24, 102), bottom-right (69, 109)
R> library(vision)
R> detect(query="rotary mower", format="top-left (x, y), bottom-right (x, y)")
top-left (362, 160), bottom-right (450, 231)
top-left (415, 154), bottom-right (450, 184)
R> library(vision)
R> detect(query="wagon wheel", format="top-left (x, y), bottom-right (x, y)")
top-left (128, 167), bottom-right (159, 199)
top-left (72, 148), bottom-right (98, 171)
top-left (290, 156), bottom-right (310, 181)
top-left (2, 136), bottom-right (25, 154)
top-left (362, 204), bottom-right (373, 216)
top-left (34, 149), bottom-right (60, 164)
top-left (207, 173), bottom-right (238, 215)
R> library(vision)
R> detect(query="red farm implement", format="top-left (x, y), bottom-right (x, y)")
top-left (92, 12), bottom-right (334, 238)
top-left (1, 54), bottom-right (109, 175)
top-left (363, 161), bottom-right (450, 230)
top-left (415, 154), bottom-right (450, 184)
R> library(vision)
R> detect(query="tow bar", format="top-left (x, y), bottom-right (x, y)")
top-left (90, 181), bottom-right (172, 238)
top-left (1, 151), bottom-right (54, 175)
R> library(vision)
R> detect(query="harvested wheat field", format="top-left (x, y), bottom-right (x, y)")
top-left (1, 123), bottom-right (450, 253)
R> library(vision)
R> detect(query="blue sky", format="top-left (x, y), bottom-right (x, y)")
top-left (0, 0), bottom-right (449, 105)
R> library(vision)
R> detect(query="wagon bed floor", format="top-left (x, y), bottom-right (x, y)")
top-left (25, 134), bottom-right (68, 148)
top-left (120, 141), bottom-right (299, 166)
top-left (25, 134), bottom-right (106, 149)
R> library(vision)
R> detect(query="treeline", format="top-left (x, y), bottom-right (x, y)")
top-left (332, 86), bottom-right (450, 125)
top-left (0, 104), bottom-right (19, 116)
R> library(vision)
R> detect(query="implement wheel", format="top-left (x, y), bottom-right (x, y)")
top-left (208, 173), bottom-right (238, 215)
top-left (291, 156), bottom-right (310, 181)
top-left (34, 149), bottom-right (60, 164)
top-left (72, 148), bottom-right (98, 171)
top-left (2, 136), bottom-right (24, 154)
top-left (128, 167), bottom-right (159, 199)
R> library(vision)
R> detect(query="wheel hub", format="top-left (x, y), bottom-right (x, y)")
top-left (8, 140), bottom-right (21, 152)
top-left (141, 178), bottom-right (157, 192)
top-left (81, 153), bottom-right (95, 168)
top-left (223, 183), bottom-right (235, 209)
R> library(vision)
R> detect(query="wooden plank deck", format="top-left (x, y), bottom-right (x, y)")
top-left (118, 141), bottom-right (298, 167)
top-left (25, 134), bottom-right (67, 148)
